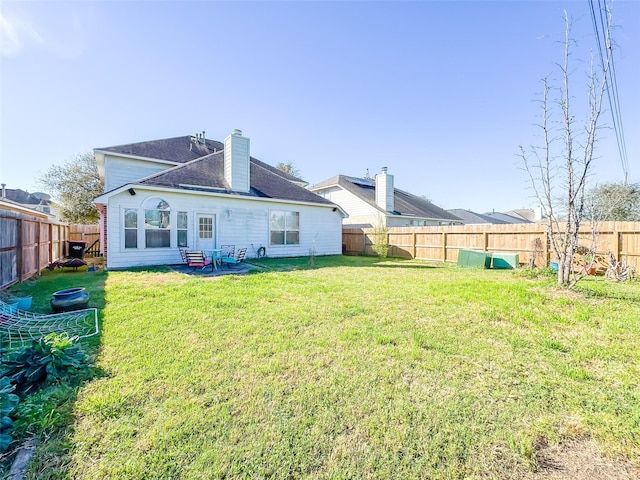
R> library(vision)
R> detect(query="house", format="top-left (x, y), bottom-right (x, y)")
top-left (505, 208), bottom-right (543, 223)
top-left (1, 185), bottom-right (56, 218)
top-left (309, 168), bottom-right (461, 227)
top-left (447, 208), bottom-right (535, 225)
top-left (94, 130), bottom-right (344, 270)
top-left (481, 211), bottom-right (531, 224)
top-left (446, 209), bottom-right (499, 225)
top-left (0, 197), bottom-right (51, 219)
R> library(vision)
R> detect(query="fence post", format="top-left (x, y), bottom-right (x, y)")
top-left (483, 232), bottom-right (489, 252)
top-left (17, 219), bottom-right (23, 282)
top-left (615, 230), bottom-right (621, 260)
top-left (413, 232), bottom-right (417, 259)
top-left (442, 232), bottom-right (447, 262)
top-left (48, 223), bottom-right (53, 266)
top-left (35, 220), bottom-right (41, 276)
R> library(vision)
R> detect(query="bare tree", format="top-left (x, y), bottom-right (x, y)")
top-left (519, 10), bottom-right (613, 286)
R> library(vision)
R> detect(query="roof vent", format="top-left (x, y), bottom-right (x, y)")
top-left (191, 131), bottom-right (207, 145)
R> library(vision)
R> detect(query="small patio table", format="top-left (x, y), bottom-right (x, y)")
top-left (203, 249), bottom-right (224, 271)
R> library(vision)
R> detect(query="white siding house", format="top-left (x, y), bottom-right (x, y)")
top-left (310, 169), bottom-right (462, 228)
top-left (94, 130), bottom-right (344, 270)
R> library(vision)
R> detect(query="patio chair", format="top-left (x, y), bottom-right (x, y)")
top-left (220, 244), bottom-right (235, 259)
top-left (221, 248), bottom-right (246, 269)
top-left (178, 247), bottom-right (189, 264)
top-left (185, 250), bottom-right (212, 271)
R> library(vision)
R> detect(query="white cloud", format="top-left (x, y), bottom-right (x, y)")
top-left (0, 4), bottom-right (91, 59)
top-left (0, 13), bottom-right (28, 56)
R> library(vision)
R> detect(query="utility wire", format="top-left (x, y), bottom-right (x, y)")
top-left (599, 0), bottom-right (630, 182)
top-left (589, 0), bottom-right (630, 183)
top-left (597, 0), bottom-right (630, 182)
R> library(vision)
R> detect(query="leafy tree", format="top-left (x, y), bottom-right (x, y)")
top-left (589, 182), bottom-right (640, 221)
top-left (276, 161), bottom-right (302, 179)
top-left (38, 152), bottom-right (103, 223)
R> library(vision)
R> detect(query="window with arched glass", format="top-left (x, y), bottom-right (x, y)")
top-left (144, 198), bottom-right (171, 248)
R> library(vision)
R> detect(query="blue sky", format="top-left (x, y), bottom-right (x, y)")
top-left (1, 0), bottom-right (638, 213)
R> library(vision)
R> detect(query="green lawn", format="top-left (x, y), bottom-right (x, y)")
top-left (7, 256), bottom-right (640, 478)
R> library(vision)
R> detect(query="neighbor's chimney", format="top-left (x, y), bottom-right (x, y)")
top-left (375, 167), bottom-right (394, 212)
top-left (1, 184), bottom-right (5, 199)
top-left (224, 129), bottom-right (250, 192)
top-left (534, 207), bottom-right (543, 221)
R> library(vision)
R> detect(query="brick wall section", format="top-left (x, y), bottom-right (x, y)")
top-left (101, 208), bottom-right (108, 268)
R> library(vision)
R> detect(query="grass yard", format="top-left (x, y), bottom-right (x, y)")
top-left (6, 256), bottom-right (640, 478)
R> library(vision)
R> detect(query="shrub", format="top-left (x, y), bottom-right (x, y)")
top-left (371, 224), bottom-right (390, 258)
top-left (0, 334), bottom-right (87, 396)
top-left (0, 376), bottom-right (19, 452)
top-left (13, 384), bottom-right (74, 434)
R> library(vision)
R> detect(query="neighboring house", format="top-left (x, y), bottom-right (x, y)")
top-left (1, 185), bottom-right (56, 218)
top-left (448, 209), bottom-right (535, 225)
top-left (94, 130), bottom-right (344, 270)
top-left (0, 197), bottom-right (51, 219)
top-left (447, 209), bottom-right (503, 225)
top-left (482, 211), bottom-right (531, 224)
top-left (505, 208), bottom-right (543, 223)
top-left (310, 168), bottom-right (461, 228)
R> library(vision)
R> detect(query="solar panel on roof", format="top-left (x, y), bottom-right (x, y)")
top-left (349, 178), bottom-right (375, 187)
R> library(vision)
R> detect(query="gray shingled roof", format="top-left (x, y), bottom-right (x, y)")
top-left (97, 136), bottom-right (222, 163)
top-left (134, 152), bottom-right (334, 206)
top-left (3, 188), bottom-right (49, 206)
top-left (447, 209), bottom-right (531, 224)
top-left (97, 135), bottom-right (307, 186)
top-left (481, 212), bottom-right (530, 224)
top-left (311, 175), bottom-right (460, 221)
top-left (447, 209), bottom-right (499, 224)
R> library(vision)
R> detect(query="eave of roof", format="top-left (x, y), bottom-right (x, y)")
top-left (0, 198), bottom-right (50, 218)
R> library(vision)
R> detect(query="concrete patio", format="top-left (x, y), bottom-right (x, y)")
top-left (169, 262), bottom-right (260, 277)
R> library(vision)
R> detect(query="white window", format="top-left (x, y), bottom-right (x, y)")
top-left (199, 216), bottom-right (213, 239)
top-left (270, 210), bottom-right (299, 245)
top-left (124, 209), bottom-right (138, 249)
top-left (177, 211), bottom-right (188, 247)
top-left (144, 199), bottom-right (171, 248)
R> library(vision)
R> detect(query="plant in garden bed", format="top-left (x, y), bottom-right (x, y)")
top-left (0, 376), bottom-right (19, 453)
top-left (12, 384), bottom-right (76, 434)
top-left (370, 223), bottom-right (390, 258)
top-left (1, 334), bottom-right (88, 396)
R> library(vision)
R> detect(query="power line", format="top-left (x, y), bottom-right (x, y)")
top-left (588, 0), bottom-right (630, 183)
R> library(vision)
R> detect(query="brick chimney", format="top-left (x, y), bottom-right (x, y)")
top-left (375, 167), bottom-right (394, 212)
top-left (224, 129), bottom-right (250, 193)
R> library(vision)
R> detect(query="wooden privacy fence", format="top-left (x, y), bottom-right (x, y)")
top-left (69, 224), bottom-right (101, 257)
top-left (343, 222), bottom-right (640, 266)
top-left (0, 211), bottom-right (69, 290)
